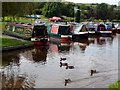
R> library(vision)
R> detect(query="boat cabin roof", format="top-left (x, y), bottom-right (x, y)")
top-left (74, 24), bottom-right (87, 32)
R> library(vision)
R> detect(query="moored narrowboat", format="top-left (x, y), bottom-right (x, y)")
top-left (86, 22), bottom-right (96, 35)
top-left (49, 24), bottom-right (72, 42)
top-left (31, 23), bottom-right (49, 45)
top-left (96, 23), bottom-right (112, 36)
top-left (116, 23), bottom-right (120, 33)
top-left (4, 22), bottom-right (33, 40)
top-left (72, 24), bottom-right (88, 41)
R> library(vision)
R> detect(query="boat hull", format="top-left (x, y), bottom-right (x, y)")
top-left (33, 41), bottom-right (49, 46)
top-left (72, 32), bottom-right (88, 41)
top-left (49, 34), bottom-right (72, 43)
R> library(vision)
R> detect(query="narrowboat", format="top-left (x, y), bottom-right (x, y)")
top-left (86, 22), bottom-right (96, 35)
top-left (96, 23), bottom-right (112, 36)
top-left (4, 22), bottom-right (33, 40)
top-left (72, 24), bottom-right (88, 41)
top-left (116, 23), bottom-right (120, 33)
top-left (48, 24), bottom-right (72, 43)
top-left (31, 23), bottom-right (49, 45)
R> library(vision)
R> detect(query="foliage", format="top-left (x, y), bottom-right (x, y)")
top-left (95, 3), bottom-right (108, 20)
top-left (42, 2), bottom-right (62, 17)
top-left (75, 9), bottom-right (80, 23)
top-left (2, 2), bottom-right (120, 22)
top-left (109, 81), bottom-right (120, 90)
top-left (2, 2), bottom-right (37, 22)
top-left (42, 2), bottom-right (74, 18)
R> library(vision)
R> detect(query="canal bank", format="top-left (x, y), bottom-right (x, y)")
top-left (1, 35), bottom-right (33, 51)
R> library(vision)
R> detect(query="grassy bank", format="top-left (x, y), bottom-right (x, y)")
top-left (1, 36), bottom-right (32, 47)
top-left (109, 81), bottom-right (120, 90)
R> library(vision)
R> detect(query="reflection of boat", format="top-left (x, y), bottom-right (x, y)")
top-left (72, 24), bottom-right (88, 40)
top-left (88, 36), bottom-right (113, 45)
top-left (32, 46), bottom-right (49, 63)
top-left (79, 42), bottom-right (87, 51)
top-left (88, 37), bottom-right (95, 44)
top-left (49, 24), bottom-right (72, 42)
top-left (50, 41), bottom-right (72, 53)
top-left (31, 24), bottom-right (49, 45)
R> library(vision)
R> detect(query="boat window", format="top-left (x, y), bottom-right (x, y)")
top-left (32, 26), bottom-right (48, 37)
top-left (9, 26), bottom-right (14, 31)
top-left (58, 26), bottom-right (70, 35)
top-left (15, 27), bottom-right (24, 34)
top-left (81, 26), bottom-right (87, 32)
top-left (97, 24), bottom-right (106, 31)
top-left (89, 28), bottom-right (95, 31)
top-left (5, 25), bottom-right (10, 31)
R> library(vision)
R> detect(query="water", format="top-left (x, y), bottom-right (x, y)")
top-left (1, 34), bottom-right (119, 88)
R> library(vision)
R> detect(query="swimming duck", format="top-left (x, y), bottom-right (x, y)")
top-left (66, 64), bottom-right (74, 69)
top-left (90, 70), bottom-right (98, 76)
top-left (60, 62), bottom-right (68, 67)
top-left (60, 57), bottom-right (67, 61)
top-left (64, 78), bottom-right (71, 86)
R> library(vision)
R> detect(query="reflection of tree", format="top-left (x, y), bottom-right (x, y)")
top-left (32, 46), bottom-right (49, 63)
top-left (2, 71), bottom-right (35, 89)
top-left (2, 52), bottom-right (20, 67)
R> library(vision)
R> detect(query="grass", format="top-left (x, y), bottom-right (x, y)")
top-left (3, 16), bottom-right (35, 23)
top-left (1, 36), bottom-right (32, 47)
top-left (109, 81), bottom-right (120, 90)
top-left (64, 16), bottom-right (74, 22)
top-left (40, 15), bottom-right (49, 19)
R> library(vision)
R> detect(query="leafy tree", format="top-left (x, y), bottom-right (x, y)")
top-left (108, 5), bottom-right (116, 21)
top-left (96, 3), bottom-right (108, 20)
top-left (2, 2), bottom-right (37, 21)
top-left (42, 2), bottom-right (62, 17)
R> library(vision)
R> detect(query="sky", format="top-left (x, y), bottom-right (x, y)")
top-left (66, 0), bottom-right (119, 5)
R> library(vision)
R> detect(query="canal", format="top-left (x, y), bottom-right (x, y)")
top-left (1, 34), bottom-right (119, 88)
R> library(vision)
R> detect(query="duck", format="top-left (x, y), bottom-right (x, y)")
top-left (64, 78), bottom-right (71, 86)
top-left (60, 57), bottom-right (67, 61)
top-left (60, 62), bottom-right (68, 67)
top-left (66, 64), bottom-right (74, 69)
top-left (90, 70), bottom-right (98, 76)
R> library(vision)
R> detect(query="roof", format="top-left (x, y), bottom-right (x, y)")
top-left (74, 24), bottom-right (87, 33)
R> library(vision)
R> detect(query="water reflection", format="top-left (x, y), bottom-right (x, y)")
top-left (50, 41), bottom-right (72, 53)
top-left (1, 35), bottom-right (118, 88)
top-left (88, 36), bottom-right (113, 45)
top-left (2, 71), bottom-right (35, 89)
top-left (2, 51), bottom-right (20, 67)
top-left (32, 46), bottom-right (49, 64)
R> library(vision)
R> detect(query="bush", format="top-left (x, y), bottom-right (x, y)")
top-left (109, 81), bottom-right (120, 90)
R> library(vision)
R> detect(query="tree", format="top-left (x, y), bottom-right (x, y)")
top-left (42, 2), bottom-right (62, 17)
top-left (96, 3), bottom-right (108, 20)
top-left (108, 5), bottom-right (116, 21)
top-left (75, 6), bottom-right (80, 23)
top-left (2, 2), bottom-right (37, 21)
